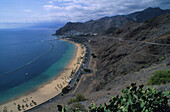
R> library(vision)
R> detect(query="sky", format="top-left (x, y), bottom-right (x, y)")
top-left (0, 0), bottom-right (170, 28)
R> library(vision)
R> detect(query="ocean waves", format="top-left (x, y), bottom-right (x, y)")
top-left (0, 41), bottom-right (54, 77)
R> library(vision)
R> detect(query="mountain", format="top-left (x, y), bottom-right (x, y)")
top-left (113, 14), bottom-right (170, 41)
top-left (88, 14), bottom-right (170, 91)
top-left (55, 15), bottom-right (134, 35)
top-left (55, 7), bottom-right (170, 35)
top-left (128, 7), bottom-right (170, 22)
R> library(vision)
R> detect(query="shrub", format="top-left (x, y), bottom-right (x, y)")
top-left (67, 94), bottom-right (86, 104)
top-left (62, 86), bottom-right (71, 94)
top-left (67, 98), bottom-right (77, 105)
top-left (147, 70), bottom-right (170, 85)
top-left (70, 102), bottom-right (87, 111)
top-left (57, 83), bottom-right (169, 112)
top-left (159, 56), bottom-right (166, 61)
top-left (91, 53), bottom-right (97, 58)
top-left (83, 68), bottom-right (91, 73)
top-left (75, 94), bottom-right (86, 101)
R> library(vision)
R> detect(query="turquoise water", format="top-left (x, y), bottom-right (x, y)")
top-left (0, 28), bottom-right (75, 104)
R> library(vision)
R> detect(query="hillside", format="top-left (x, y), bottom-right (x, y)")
top-left (31, 13), bottom-right (170, 112)
top-left (55, 7), bottom-right (170, 35)
top-left (128, 7), bottom-right (170, 22)
top-left (88, 14), bottom-right (170, 91)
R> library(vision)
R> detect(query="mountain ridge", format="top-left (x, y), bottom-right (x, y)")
top-left (55, 7), bottom-right (170, 35)
top-left (56, 15), bottom-right (134, 35)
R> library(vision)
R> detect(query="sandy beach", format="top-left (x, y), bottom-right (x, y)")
top-left (0, 39), bottom-right (85, 112)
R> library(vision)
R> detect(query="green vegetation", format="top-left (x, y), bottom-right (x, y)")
top-left (57, 82), bottom-right (169, 112)
top-left (70, 102), bottom-right (87, 111)
top-left (85, 52), bottom-right (89, 58)
top-left (71, 70), bottom-right (76, 74)
top-left (83, 60), bottom-right (86, 64)
top-left (77, 56), bottom-right (83, 64)
top-left (62, 86), bottom-right (71, 94)
top-left (70, 69), bottom-right (76, 76)
top-left (67, 94), bottom-right (87, 104)
top-left (81, 45), bottom-right (84, 49)
top-left (147, 70), bottom-right (170, 85)
top-left (83, 68), bottom-right (92, 73)
top-left (91, 53), bottom-right (97, 58)
top-left (159, 56), bottom-right (166, 61)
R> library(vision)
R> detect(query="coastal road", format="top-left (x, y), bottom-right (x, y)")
top-left (69, 43), bottom-right (91, 88)
top-left (84, 43), bottom-right (91, 68)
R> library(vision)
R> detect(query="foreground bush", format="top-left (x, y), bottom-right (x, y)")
top-left (147, 70), bottom-right (170, 85)
top-left (57, 82), bottom-right (169, 112)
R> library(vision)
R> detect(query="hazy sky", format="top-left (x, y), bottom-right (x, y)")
top-left (0, 0), bottom-right (170, 27)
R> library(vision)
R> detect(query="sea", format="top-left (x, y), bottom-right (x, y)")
top-left (0, 28), bottom-right (75, 104)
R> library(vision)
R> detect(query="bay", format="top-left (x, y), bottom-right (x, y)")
top-left (0, 28), bottom-right (75, 104)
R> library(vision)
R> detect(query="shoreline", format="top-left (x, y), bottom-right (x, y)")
top-left (0, 39), bottom-right (76, 105)
top-left (0, 39), bottom-right (85, 112)
top-left (0, 40), bottom-right (72, 105)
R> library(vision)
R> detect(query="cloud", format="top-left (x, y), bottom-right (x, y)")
top-left (23, 9), bottom-right (32, 13)
top-left (41, 0), bottom-right (170, 22)
top-left (2, 0), bottom-right (169, 24)
top-left (43, 5), bottom-right (62, 10)
top-left (48, 0), bottom-right (72, 4)
top-left (42, 0), bottom-right (127, 22)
